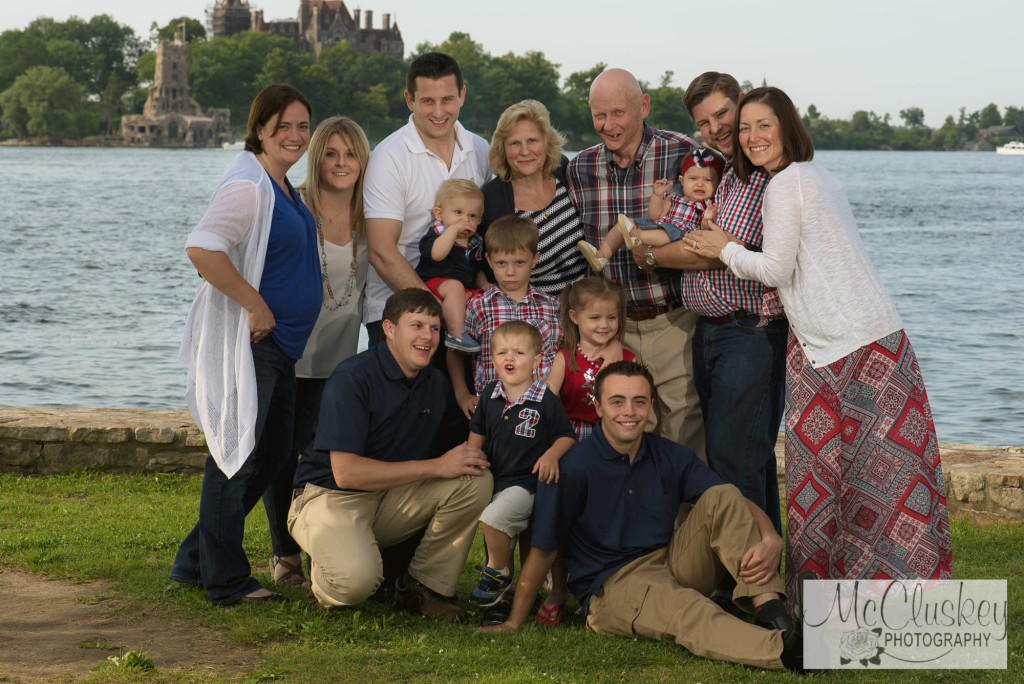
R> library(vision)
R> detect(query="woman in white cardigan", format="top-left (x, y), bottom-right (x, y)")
top-left (171, 84), bottom-right (322, 605)
top-left (688, 87), bottom-right (951, 606)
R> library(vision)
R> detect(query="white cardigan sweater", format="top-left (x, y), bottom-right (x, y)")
top-left (179, 152), bottom-right (275, 477)
top-left (721, 162), bottom-right (902, 368)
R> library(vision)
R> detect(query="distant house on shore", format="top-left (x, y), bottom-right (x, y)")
top-left (207, 0), bottom-right (403, 59)
top-left (978, 125), bottom-right (1020, 140)
top-left (120, 31), bottom-right (231, 148)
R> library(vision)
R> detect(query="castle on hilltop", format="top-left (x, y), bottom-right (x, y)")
top-left (120, 31), bottom-right (231, 148)
top-left (207, 0), bottom-right (404, 59)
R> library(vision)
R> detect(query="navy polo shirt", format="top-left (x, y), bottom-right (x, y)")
top-left (531, 422), bottom-right (725, 611)
top-left (293, 342), bottom-right (457, 491)
top-left (261, 172), bottom-right (322, 359)
top-left (469, 380), bottom-right (575, 494)
top-left (415, 223), bottom-right (485, 289)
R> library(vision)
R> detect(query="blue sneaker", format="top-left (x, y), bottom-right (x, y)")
top-left (445, 331), bottom-right (482, 353)
top-left (469, 565), bottom-right (511, 606)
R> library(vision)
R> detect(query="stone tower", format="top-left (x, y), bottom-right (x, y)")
top-left (208, 0), bottom-right (252, 37)
top-left (120, 30), bottom-right (231, 148)
top-left (144, 31), bottom-right (203, 118)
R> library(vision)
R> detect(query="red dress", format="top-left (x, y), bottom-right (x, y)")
top-left (558, 345), bottom-right (635, 440)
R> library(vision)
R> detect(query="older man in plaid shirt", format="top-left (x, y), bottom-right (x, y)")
top-left (567, 68), bottom-right (704, 457)
top-left (642, 72), bottom-right (787, 543)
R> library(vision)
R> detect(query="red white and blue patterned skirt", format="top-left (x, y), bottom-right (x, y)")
top-left (784, 329), bottom-right (953, 604)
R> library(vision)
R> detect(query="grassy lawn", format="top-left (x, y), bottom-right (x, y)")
top-left (0, 471), bottom-right (1019, 682)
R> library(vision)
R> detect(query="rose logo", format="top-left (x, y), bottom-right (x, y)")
top-left (839, 627), bottom-right (885, 667)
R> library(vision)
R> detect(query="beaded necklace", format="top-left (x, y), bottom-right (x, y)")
top-left (316, 215), bottom-right (358, 310)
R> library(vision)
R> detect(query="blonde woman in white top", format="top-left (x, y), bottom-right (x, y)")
top-left (263, 117), bottom-right (371, 589)
top-left (688, 87), bottom-right (951, 607)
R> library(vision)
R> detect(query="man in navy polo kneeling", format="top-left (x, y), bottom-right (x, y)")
top-left (289, 288), bottom-right (492, 621)
top-left (480, 360), bottom-right (802, 670)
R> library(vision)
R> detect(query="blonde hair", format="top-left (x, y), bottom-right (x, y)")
top-left (490, 321), bottom-right (543, 357)
top-left (560, 277), bottom-right (626, 372)
top-left (484, 215), bottom-right (539, 255)
top-left (433, 178), bottom-right (484, 212)
top-left (488, 100), bottom-right (566, 181)
top-left (298, 116), bottom-right (371, 244)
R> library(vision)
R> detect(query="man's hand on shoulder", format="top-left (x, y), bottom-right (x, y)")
top-left (435, 441), bottom-right (489, 480)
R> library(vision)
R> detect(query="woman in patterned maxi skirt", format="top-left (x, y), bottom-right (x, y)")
top-left (688, 87), bottom-right (952, 607)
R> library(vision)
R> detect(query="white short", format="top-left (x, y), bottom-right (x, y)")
top-left (478, 485), bottom-right (534, 538)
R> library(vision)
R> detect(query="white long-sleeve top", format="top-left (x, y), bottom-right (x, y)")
top-left (179, 152), bottom-right (274, 477)
top-left (720, 161), bottom-right (901, 368)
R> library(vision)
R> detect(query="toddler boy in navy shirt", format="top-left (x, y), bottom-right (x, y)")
top-left (467, 321), bottom-right (575, 615)
top-left (415, 178), bottom-right (488, 352)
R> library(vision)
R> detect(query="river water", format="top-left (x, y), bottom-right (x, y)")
top-left (1, 147), bottom-right (1022, 447)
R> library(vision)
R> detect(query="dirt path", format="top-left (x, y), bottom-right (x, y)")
top-left (0, 569), bottom-right (255, 682)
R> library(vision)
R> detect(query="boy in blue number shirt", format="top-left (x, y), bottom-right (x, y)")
top-left (467, 321), bottom-right (575, 620)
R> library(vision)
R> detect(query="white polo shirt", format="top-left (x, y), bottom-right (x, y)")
top-left (362, 116), bottom-right (490, 322)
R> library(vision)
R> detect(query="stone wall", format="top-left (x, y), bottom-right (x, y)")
top-left (0, 408), bottom-right (206, 474)
top-left (2, 407), bottom-right (1022, 522)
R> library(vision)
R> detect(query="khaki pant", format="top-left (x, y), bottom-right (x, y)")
top-left (587, 484), bottom-right (786, 670)
top-left (288, 473), bottom-right (492, 608)
top-left (624, 305), bottom-right (705, 461)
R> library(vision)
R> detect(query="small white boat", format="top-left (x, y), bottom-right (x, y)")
top-left (995, 140), bottom-right (1024, 155)
top-left (221, 141), bottom-right (245, 151)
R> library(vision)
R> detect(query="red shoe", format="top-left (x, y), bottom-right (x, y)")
top-left (534, 601), bottom-right (568, 626)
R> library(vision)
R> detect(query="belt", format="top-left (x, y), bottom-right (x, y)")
top-left (627, 304), bottom-right (676, 321)
top-left (702, 310), bottom-right (752, 325)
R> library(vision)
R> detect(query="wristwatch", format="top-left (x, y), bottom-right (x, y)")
top-left (644, 245), bottom-right (657, 269)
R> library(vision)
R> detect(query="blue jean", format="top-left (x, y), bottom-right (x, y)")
top-left (633, 217), bottom-right (687, 243)
top-left (262, 376), bottom-right (326, 557)
top-left (170, 337), bottom-right (298, 604)
top-left (693, 314), bottom-right (787, 533)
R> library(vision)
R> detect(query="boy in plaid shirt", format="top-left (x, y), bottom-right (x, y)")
top-left (448, 216), bottom-right (562, 419)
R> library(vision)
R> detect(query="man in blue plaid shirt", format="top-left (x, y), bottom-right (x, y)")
top-left (567, 68), bottom-right (705, 458)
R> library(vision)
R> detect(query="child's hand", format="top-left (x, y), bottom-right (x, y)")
top-left (532, 453), bottom-right (560, 484)
top-left (701, 202), bottom-right (718, 230)
top-left (652, 178), bottom-right (674, 198)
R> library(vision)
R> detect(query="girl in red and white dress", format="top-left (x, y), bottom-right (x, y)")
top-left (547, 277), bottom-right (634, 440)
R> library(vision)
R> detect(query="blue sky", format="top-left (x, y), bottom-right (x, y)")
top-left (4, 0), bottom-right (1023, 126)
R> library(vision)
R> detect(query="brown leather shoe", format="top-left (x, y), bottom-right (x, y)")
top-left (396, 576), bottom-right (464, 623)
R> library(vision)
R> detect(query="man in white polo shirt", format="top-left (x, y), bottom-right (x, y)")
top-left (363, 52), bottom-right (491, 345)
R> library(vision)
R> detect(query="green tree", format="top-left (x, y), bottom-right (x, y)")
top-left (135, 51), bottom-right (156, 84)
top-left (557, 62), bottom-right (606, 149)
top-left (645, 71), bottom-right (693, 139)
top-left (471, 51), bottom-right (563, 135)
top-left (899, 107), bottom-right (925, 127)
top-left (805, 104), bottom-right (821, 120)
top-left (0, 28), bottom-right (48, 93)
top-left (150, 17), bottom-right (206, 44)
top-left (978, 102), bottom-right (1001, 128)
top-left (1002, 105), bottom-right (1024, 133)
top-left (931, 115), bottom-right (960, 149)
top-left (0, 65), bottom-right (92, 138)
top-left (189, 31), bottom-right (293, 127)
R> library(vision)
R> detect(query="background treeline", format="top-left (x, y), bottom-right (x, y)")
top-left (1, 14), bottom-right (1021, 150)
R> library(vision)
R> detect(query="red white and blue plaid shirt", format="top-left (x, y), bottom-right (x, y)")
top-left (463, 286), bottom-right (562, 393)
top-left (657, 195), bottom-right (707, 234)
top-left (676, 165), bottom-right (774, 317)
top-left (567, 124), bottom-right (697, 308)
